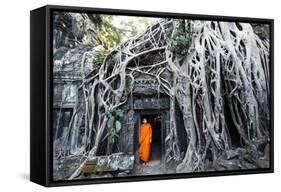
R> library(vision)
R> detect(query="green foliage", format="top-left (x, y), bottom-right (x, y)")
top-left (115, 120), bottom-right (122, 133)
top-left (119, 17), bottom-right (153, 38)
top-left (102, 109), bottom-right (124, 144)
top-left (92, 46), bottom-right (108, 65)
top-left (92, 16), bottom-right (156, 67)
top-left (252, 24), bottom-right (269, 41)
top-left (170, 19), bottom-right (194, 55)
top-left (99, 16), bottom-right (123, 50)
top-left (92, 15), bottom-right (123, 66)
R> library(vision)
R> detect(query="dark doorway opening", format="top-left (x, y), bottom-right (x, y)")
top-left (53, 108), bottom-right (73, 141)
top-left (141, 114), bottom-right (162, 161)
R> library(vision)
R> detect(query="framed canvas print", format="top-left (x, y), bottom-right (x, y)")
top-left (30, 5), bottom-right (274, 187)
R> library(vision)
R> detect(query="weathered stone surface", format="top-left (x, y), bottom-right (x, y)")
top-left (53, 12), bottom-right (101, 49)
top-left (117, 171), bottom-right (129, 177)
top-left (53, 45), bottom-right (96, 79)
top-left (81, 153), bottom-right (135, 174)
top-left (213, 146), bottom-right (270, 171)
top-left (225, 149), bottom-right (240, 159)
top-left (121, 109), bottom-right (135, 154)
top-left (53, 155), bottom-right (85, 181)
top-left (133, 97), bottom-right (170, 110)
top-left (214, 159), bottom-right (243, 171)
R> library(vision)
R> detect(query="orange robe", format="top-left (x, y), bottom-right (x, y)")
top-left (138, 123), bottom-right (152, 162)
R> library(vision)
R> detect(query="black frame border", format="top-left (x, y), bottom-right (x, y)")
top-left (32, 4), bottom-right (274, 187)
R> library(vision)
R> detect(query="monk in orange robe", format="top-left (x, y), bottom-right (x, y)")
top-left (138, 118), bottom-right (152, 165)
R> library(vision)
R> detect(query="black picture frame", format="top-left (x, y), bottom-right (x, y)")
top-left (30, 4), bottom-right (274, 187)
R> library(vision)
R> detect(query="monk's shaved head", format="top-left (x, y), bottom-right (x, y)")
top-left (142, 118), bottom-right (147, 123)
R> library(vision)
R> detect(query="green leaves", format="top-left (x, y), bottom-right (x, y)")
top-left (107, 114), bottom-right (115, 130)
top-left (169, 19), bottom-right (194, 55)
top-left (102, 109), bottom-right (124, 144)
top-left (92, 16), bottom-right (157, 67)
top-left (99, 16), bottom-right (122, 50)
top-left (115, 109), bottom-right (124, 118)
top-left (252, 24), bottom-right (269, 41)
top-left (115, 120), bottom-right (121, 132)
top-left (92, 46), bottom-right (107, 65)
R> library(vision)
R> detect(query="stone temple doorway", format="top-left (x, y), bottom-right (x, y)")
top-left (132, 109), bottom-right (168, 175)
top-left (135, 109), bottom-right (167, 164)
top-left (140, 114), bottom-right (162, 161)
top-left (125, 96), bottom-right (170, 169)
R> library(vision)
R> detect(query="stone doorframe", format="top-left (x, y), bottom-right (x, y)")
top-left (134, 109), bottom-right (169, 164)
